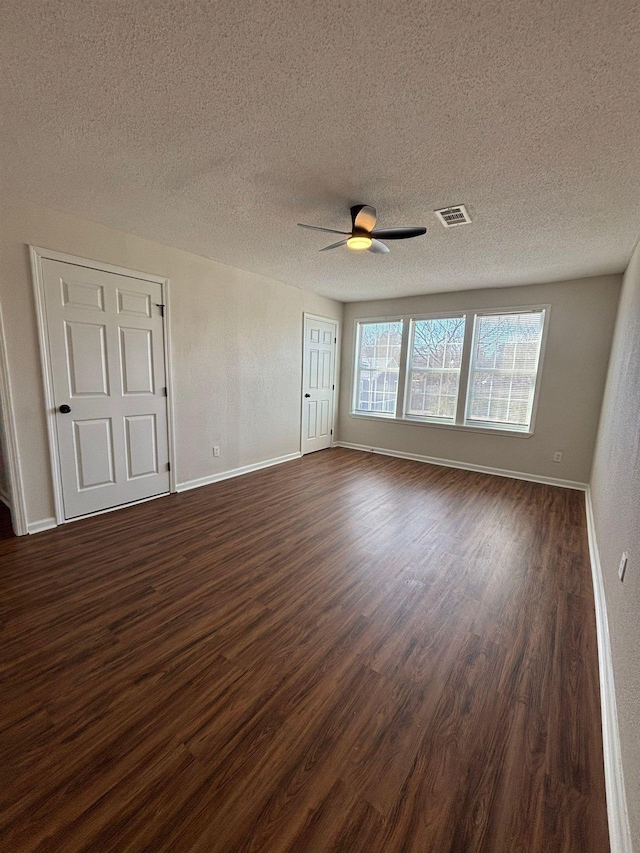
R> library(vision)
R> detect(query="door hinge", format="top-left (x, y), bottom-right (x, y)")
top-left (334, 337), bottom-right (337, 343)
top-left (332, 384), bottom-right (335, 390)
top-left (156, 303), bottom-right (165, 317)
top-left (167, 461), bottom-right (171, 472)
top-left (330, 429), bottom-right (333, 435)
top-left (163, 386), bottom-right (168, 396)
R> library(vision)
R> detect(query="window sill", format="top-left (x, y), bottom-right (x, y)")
top-left (349, 412), bottom-right (534, 438)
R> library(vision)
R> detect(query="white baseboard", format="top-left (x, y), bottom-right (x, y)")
top-left (25, 453), bottom-right (302, 529)
top-left (0, 489), bottom-right (11, 509)
top-left (335, 442), bottom-right (588, 490)
top-left (585, 488), bottom-right (632, 853)
top-left (27, 517), bottom-right (57, 535)
top-left (176, 451), bottom-right (301, 493)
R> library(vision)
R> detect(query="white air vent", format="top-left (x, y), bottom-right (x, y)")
top-left (435, 205), bottom-right (471, 227)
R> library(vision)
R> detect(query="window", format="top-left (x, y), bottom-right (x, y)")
top-left (353, 321), bottom-right (403, 415)
top-left (352, 307), bottom-right (548, 435)
top-left (406, 316), bottom-right (465, 422)
top-left (466, 311), bottom-right (545, 431)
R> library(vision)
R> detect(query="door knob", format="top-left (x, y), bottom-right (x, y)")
top-left (304, 393), bottom-right (311, 398)
top-left (59, 404), bottom-right (71, 414)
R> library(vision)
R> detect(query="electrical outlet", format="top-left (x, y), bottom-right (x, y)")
top-left (213, 446), bottom-right (220, 457)
top-left (553, 451), bottom-right (563, 463)
top-left (618, 552), bottom-right (628, 582)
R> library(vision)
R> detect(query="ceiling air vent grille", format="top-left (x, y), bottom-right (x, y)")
top-left (435, 205), bottom-right (471, 227)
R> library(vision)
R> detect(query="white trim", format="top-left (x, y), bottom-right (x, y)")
top-left (26, 491), bottom-right (170, 533)
top-left (162, 279), bottom-right (177, 493)
top-left (176, 452), bottom-right (301, 493)
top-left (454, 313), bottom-right (474, 425)
top-left (30, 247), bottom-right (65, 526)
top-left (585, 487), bottom-right (633, 853)
top-left (29, 246), bottom-right (176, 528)
top-left (332, 319), bottom-right (341, 447)
top-left (348, 412), bottom-right (534, 438)
top-left (395, 320), bottom-right (411, 419)
top-left (352, 304), bottom-right (552, 327)
top-left (303, 312), bottom-right (341, 324)
top-left (0, 299), bottom-right (28, 535)
top-left (352, 316), bottom-right (405, 417)
top-left (28, 247), bottom-right (167, 284)
top-left (335, 441), bottom-right (587, 490)
top-left (350, 304), bottom-right (551, 437)
top-left (27, 517), bottom-right (57, 535)
top-left (464, 306), bottom-right (550, 437)
top-left (301, 313), bottom-right (340, 454)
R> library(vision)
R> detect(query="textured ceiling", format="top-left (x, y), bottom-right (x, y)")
top-left (2, 0), bottom-right (640, 301)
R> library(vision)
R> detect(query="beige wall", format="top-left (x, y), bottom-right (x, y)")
top-left (338, 276), bottom-right (621, 484)
top-left (591, 241), bottom-right (640, 848)
top-left (0, 199), bottom-right (342, 528)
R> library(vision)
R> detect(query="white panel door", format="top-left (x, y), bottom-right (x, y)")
top-left (302, 316), bottom-right (336, 454)
top-left (41, 259), bottom-right (170, 519)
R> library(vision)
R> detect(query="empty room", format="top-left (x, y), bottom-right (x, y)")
top-left (0, 1), bottom-right (638, 851)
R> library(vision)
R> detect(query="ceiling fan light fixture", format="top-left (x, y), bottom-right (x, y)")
top-left (347, 235), bottom-right (372, 250)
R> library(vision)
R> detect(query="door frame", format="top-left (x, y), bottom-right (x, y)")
top-left (29, 246), bottom-right (177, 527)
top-left (0, 298), bottom-right (29, 535)
top-left (300, 312), bottom-right (340, 454)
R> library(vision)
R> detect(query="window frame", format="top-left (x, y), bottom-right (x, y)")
top-left (351, 317), bottom-right (406, 419)
top-left (351, 305), bottom-right (551, 437)
top-left (403, 314), bottom-right (467, 425)
top-left (464, 308), bottom-right (548, 433)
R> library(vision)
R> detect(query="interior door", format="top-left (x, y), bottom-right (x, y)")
top-left (41, 259), bottom-right (170, 519)
top-left (302, 315), bottom-right (336, 454)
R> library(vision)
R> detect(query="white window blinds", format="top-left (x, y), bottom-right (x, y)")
top-left (406, 317), bottom-right (465, 421)
top-left (354, 321), bottom-right (403, 415)
top-left (466, 310), bottom-right (545, 430)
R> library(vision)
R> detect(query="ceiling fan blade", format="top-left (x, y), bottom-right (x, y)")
top-left (298, 223), bottom-right (350, 235)
top-left (368, 239), bottom-right (390, 254)
top-left (319, 239), bottom-right (348, 251)
top-left (370, 226), bottom-right (427, 240)
top-left (351, 205), bottom-right (377, 232)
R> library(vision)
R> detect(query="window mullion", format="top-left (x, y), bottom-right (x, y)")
top-left (352, 322), bottom-right (363, 413)
top-left (395, 319), bottom-right (411, 419)
top-left (455, 313), bottom-right (475, 425)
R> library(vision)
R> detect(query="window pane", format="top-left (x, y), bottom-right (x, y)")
top-left (355, 321), bottom-right (403, 414)
top-left (406, 316), bottom-right (465, 421)
top-left (466, 311), bottom-right (545, 429)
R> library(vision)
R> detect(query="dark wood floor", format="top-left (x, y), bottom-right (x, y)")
top-left (0, 448), bottom-right (608, 852)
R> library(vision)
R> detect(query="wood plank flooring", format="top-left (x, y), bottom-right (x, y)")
top-left (0, 448), bottom-right (608, 851)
